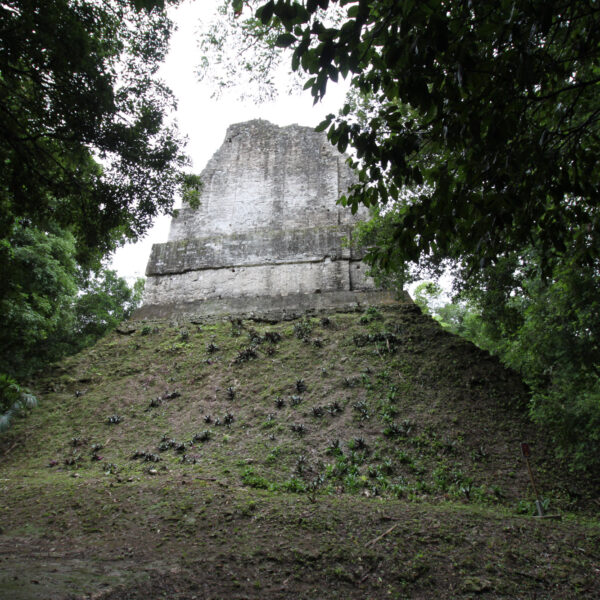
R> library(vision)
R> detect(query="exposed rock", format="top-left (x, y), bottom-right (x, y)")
top-left (138, 120), bottom-right (399, 319)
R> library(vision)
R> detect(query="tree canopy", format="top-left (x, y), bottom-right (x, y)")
top-left (0, 219), bottom-right (144, 378)
top-left (0, 0), bottom-right (195, 388)
top-left (0, 0), bottom-right (199, 270)
top-left (231, 0), bottom-right (600, 279)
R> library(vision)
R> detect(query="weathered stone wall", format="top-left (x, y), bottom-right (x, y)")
top-left (143, 258), bottom-right (375, 306)
top-left (138, 119), bottom-right (396, 319)
top-left (145, 226), bottom-right (360, 276)
top-left (167, 120), bottom-right (364, 241)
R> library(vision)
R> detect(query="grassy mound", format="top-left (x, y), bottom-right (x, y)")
top-left (1, 303), bottom-right (598, 599)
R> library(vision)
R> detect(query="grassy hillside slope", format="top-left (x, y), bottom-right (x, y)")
top-left (0, 302), bottom-right (598, 599)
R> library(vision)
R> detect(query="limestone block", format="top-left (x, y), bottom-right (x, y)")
top-left (146, 226), bottom-right (360, 276)
top-left (143, 259), bottom-right (376, 307)
top-left (140, 120), bottom-right (390, 319)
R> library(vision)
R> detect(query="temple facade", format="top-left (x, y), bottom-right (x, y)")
top-left (136, 120), bottom-right (397, 320)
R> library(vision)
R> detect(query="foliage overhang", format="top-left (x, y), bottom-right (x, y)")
top-left (241, 0), bottom-right (600, 277)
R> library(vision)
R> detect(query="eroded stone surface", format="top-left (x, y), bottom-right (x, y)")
top-left (166, 119), bottom-right (361, 241)
top-left (140, 120), bottom-right (396, 319)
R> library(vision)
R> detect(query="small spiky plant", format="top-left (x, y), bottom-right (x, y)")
top-left (295, 379), bottom-right (307, 393)
top-left (264, 331), bottom-right (281, 343)
top-left (180, 454), bottom-right (198, 465)
top-left (326, 439), bottom-right (342, 455)
top-left (383, 423), bottom-right (402, 437)
top-left (381, 458), bottom-right (394, 475)
top-left (295, 454), bottom-right (308, 475)
top-left (233, 346), bottom-right (258, 364)
top-left (307, 473), bottom-right (325, 503)
top-left (159, 435), bottom-right (177, 448)
top-left (293, 318), bottom-right (312, 341)
top-left (352, 400), bottom-right (369, 421)
top-left (247, 328), bottom-right (265, 345)
top-left (311, 405), bottom-right (324, 418)
top-left (274, 397), bottom-right (285, 409)
top-left (401, 419), bottom-right (414, 434)
top-left (206, 342), bottom-right (219, 353)
top-left (385, 419), bottom-right (414, 437)
top-left (349, 437), bottom-right (368, 451)
top-left (226, 386), bottom-right (236, 400)
top-left (160, 437), bottom-right (177, 450)
top-left (193, 430), bottom-right (212, 443)
top-left (326, 401), bottom-right (343, 415)
top-left (290, 423), bottom-right (306, 435)
top-left (229, 319), bottom-right (242, 337)
top-left (342, 376), bottom-right (360, 388)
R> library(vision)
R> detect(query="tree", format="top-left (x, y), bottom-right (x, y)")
top-left (0, 221), bottom-right (79, 377)
top-left (69, 270), bottom-right (145, 351)
top-left (410, 262), bottom-right (600, 472)
top-left (0, 373), bottom-right (37, 432)
top-left (214, 0), bottom-right (599, 272)
top-left (0, 0), bottom-right (200, 271)
top-left (0, 224), bottom-right (143, 429)
top-left (0, 0), bottom-right (193, 387)
top-left (0, 220), bottom-right (144, 379)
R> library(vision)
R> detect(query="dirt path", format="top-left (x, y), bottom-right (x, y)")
top-left (1, 483), bottom-right (599, 599)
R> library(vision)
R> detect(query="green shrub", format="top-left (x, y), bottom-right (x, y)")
top-left (0, 373), bottom-right (37, 432)
top-left (359, 306), bottom-right (383, 324)
top-left (530, 374), bottom-right (600, 473)
top-left (241, 467), bottom-right (270, 489)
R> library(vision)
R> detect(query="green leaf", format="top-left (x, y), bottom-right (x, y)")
top-left (315, 115), bottom-right (333, 132)
top-left (327, 64), bottom-right (339, 83)
top-left (319, 41), bottom-right (336, 67)
top-left (303, 77), bottom-right (317, 90)
top-left (292, 50), bottom-right (300, 71)
top-left (274, 2), bottom-right (299, 23)
top-left (275, 33), bottom-right (297, 48)
top-left (256, 1), bottom-right (275, 24)
top-left (293, 5), bottom-right (310, 24)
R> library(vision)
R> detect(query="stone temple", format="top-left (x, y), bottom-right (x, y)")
top-left (136, 120), bottom-right (396, 320)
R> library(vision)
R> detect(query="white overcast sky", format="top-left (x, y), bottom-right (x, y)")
top-left (110, 0), bottom-right (349, 282)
